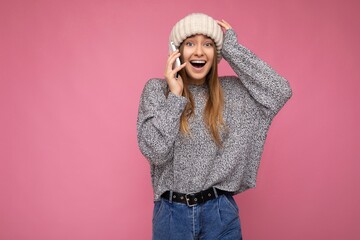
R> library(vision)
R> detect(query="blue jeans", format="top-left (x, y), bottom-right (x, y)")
top-left (152, 194), bottom-right (242, 240)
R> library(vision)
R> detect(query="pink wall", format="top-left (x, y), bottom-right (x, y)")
top-left (1, 0), bottom-right (359, 239)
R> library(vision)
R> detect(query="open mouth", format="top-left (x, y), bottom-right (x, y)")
top-left (190, 60), bottom-right (206, 69)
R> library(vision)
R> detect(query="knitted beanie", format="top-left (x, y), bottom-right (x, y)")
top-left (169, 13), bottom-right (224, 62)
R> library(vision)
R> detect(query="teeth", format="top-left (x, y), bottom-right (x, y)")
top-left (190, 60), bottom-right (206, 64)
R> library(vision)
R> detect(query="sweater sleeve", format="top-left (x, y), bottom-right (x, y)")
top-left (136, 79), bottom-right (188, 166)
top-left (221, 29), bottom-right (292, 119)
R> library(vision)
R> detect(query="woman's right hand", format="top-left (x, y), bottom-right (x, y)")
top-left (164, 50), bottom-right (187, 96)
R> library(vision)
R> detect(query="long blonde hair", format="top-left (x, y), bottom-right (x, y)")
top-left (178, 43), bottom-right (225, 146)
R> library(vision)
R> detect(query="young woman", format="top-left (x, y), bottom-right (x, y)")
top-left (137, 13), bottom-right (292, 239)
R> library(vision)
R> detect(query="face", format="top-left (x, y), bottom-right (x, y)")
top-left (180, 34), bottom-right (215, 85)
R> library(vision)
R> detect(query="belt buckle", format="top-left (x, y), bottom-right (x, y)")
top-left (185, 194), bottom-right (197, 207)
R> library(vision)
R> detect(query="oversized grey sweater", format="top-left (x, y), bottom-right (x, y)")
top-left (137, 29), bottom-right (292, 201)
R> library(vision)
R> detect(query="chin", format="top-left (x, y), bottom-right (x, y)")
top-left (185, 67), bottom-right (211, 83)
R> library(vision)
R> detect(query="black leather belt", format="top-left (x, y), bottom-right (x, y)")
top-left (161, 187), bottom-right (231, 207)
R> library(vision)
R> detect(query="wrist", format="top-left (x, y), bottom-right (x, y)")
top-left (171, 89), bottom-right (183, 97)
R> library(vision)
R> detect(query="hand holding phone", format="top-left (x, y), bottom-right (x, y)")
top-left (165, 42), bottom-right (186, 96)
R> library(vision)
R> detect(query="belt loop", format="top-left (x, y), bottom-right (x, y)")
top-left (212, 187), bottom-right (218, 198)
top-left (169, 190), bottom-right (173, 203)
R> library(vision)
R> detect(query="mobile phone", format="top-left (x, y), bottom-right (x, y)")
top-left (170, 41), bottom-right (181, 78)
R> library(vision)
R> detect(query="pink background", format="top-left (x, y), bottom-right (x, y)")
top-left (1, 0), bottom-right (359, 239)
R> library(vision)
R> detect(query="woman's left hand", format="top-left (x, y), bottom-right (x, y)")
top-left (216, 19), bottom-right (232, 33)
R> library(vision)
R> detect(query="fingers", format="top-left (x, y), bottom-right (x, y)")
top-left (166, 50), bottom-right (181, 72)
top-left (216, 19), bottom-right (232, 32)
top-left (221, 19), bottom-right (232, 29)
top-left (164, 51), bottom-right (186, 96)
top-left (174, 62), bottom-right (187, 73)
top-left (164, 50), bottom-right (186, 79)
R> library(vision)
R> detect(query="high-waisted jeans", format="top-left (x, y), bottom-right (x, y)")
top-left (152, 194), bottom-right (242, 240)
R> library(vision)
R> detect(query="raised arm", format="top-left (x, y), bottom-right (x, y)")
top-left (219, 21), bottom-right (292, 119)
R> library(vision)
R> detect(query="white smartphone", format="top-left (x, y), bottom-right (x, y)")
top-left (170, 41), bottom-right (181, 78)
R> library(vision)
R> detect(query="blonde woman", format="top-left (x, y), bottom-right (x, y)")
top-left (137, 13), bottom-right (292, 240)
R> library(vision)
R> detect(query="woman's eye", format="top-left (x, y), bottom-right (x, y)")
top-left (186, 42), bottom-right (194, 47)
top-left (204, 42), bottom-right (213, 47)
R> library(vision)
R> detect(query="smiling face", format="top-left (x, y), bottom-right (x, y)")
top-left (180, 34), bottom-right (215, 85)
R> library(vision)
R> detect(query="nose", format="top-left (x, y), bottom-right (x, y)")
top-left (194, 44), bottom-right (204, 57)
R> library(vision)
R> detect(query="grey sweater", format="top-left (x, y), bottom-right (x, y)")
top-left (137, 29), bottom-right (292, 201)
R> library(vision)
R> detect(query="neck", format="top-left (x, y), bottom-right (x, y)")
top-left (187, 77), bottom-right (206, 86)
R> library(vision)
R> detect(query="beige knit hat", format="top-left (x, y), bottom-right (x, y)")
top-left (169, 13), bottom-right (224, 62)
